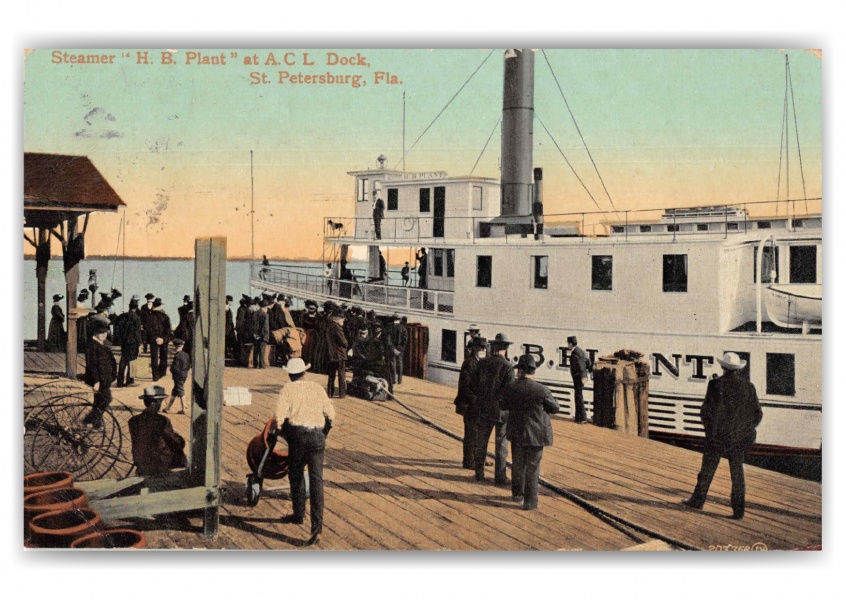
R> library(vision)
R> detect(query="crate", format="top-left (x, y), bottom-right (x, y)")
top-left (224, 387), bottom-right (252, 407)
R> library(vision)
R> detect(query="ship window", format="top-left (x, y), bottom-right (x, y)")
top-left (387, 188), bottom-right (398, 211)
top-left (663, 254), bottom-right (688, 292)
top-left (789, 245), bottom-right (817, 284)
top-left (727, 222), bottom-right (739, 231)
top-left (441, 329), bottom-right (457, 363)
top-left (433, 249), bottom-right (444, 276)
top-left (640, 225), bottom-right (652, 233)
top-left (592, 255), bottom-right (613, 291)
top-left (473, 186), bottom-right (483, 211)
top-left (612, 226), bottom-right (625, 234)
top-left (667, 224), bottom-right (679, 232)
top-left (446, 249), bottom-right (455, 278)
top-left (758, 221), bottom-right (772, 229)
top-left (754, 246), bottom-right (780, 283)
top-left (358, 178), bottom-right (370, 202)
top-left (419, 188), bottom-right (431, 213)
top-left (766, 353), bottom-right (795, 396)
top-left (725, 351), bottom-right (751, 381)
top-left (477, 255), bottom-right (492, 288)
top-left (533, 256), bottom-right (548, 289)
top-left (697, 224), bottom-right (709, 232)
top-left (794, 219), bottom-right (804, 228)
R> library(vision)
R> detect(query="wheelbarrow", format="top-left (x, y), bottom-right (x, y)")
top-left (245, 418), bottom-right (290, 506)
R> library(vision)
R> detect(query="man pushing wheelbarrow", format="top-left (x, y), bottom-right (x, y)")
top-left (245, 357), bottom-right (335, 546)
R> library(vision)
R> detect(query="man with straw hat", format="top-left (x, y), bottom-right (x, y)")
top-left (682, 352), bottom-right (763, 520)
top-left (275, 358), bottom-right (336, 546)
top-left (128, 385), bottom-right (187, 476)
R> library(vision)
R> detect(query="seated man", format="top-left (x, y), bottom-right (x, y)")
top-left (128, 385), bottom-right (188, 476)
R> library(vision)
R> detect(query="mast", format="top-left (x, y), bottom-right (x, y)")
top-left (250, 149), bottom-right (255, 263)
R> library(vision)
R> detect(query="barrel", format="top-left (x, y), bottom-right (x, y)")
top-left (592, 352), bottom-right (650, 436)
top-left (71, 529), bottom-right (147, 549)
top-left (29, 508), bottom-right (104, 548)
top-left (404, 322), bottom-right (428, 379)
top-left (24, 471), bottom-right (73, 497)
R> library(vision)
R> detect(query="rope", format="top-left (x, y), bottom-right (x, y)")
top-left (469, 117), bottom-right (501, 176)
top-left (775, 61), bottom-right (787, 214)
top-left (786, 55), bottom-right (809, 212)
top-left (381, 386), bottom-right (700, 551)
top-left (541, 50), bottom-right (620, 215)
top-left (394, 50), bottom-right (496, 169)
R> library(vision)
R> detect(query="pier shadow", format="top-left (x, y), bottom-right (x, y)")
top-left (325, 449), bottom-right (472, 483)
top-left (326, 479), bottom-right (516, 508)
top-left (220, 478), bottom-right (290, 508)
top-left (218, 514), bottom-right (308, 547)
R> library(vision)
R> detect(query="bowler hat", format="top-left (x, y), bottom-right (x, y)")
top-left (305, 300), bottom-right (318, 309)
top-left (471, 336), bottom-right (488, 349)
top-left (172, 338), bottom-right (186, 347)
top-left (183, 295), bottom-right (190, 303)
top-left (52, 294), bottom-right (64, 302)
top-left (716, 352), bottom-right (747, 371)
top-left (153, 298), bottom-right (163, 308)
top-left (226, 295), bottom-right (233, 302)
top-left (567, 336), bottom-right (578, 346)
top-left (284, 357), bottom-right (311, 375)
top-left (145, 293), bottom-right (155, 300)
top-left (515, 354), bottom-right (537, 372)
top-left (89, 317), bottom-right (111, 335)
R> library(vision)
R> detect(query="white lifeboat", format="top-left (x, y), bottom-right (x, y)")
top-left (764, 284), bottom-right (822, 328)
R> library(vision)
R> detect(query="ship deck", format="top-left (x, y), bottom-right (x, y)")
top-left (24, 349), bottom-right (821, 551)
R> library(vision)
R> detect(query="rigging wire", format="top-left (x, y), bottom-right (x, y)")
top-left (393, 50), bottom-right (496, 170)
top-left (786, 55), bottom-right (809, 213)
top-left (469, 117), bottom-right (501, 176)
top-left (775, 58), bottom-right (788, 214)
top-left (541, 49), bottom-right (620, 214)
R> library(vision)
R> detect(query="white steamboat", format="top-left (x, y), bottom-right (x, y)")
top-left (252, 50), bottom-right (821, 456)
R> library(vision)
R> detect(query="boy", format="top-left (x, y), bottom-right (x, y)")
top-left (164, 338), bottom-right (190, 414)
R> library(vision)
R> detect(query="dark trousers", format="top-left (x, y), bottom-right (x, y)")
top-left (240, 343), bottom-right (253, 367)
top-left (253, 340), bottom-right (266, 368)
top-left (327, 360), bottom-right (346, 398)
top-left (117, 353), bottom-right (135, 385)
top-left (373, 217), bottom-right (381, 240)
top-left (394, 353), bottom-right (404, 384)
top-left (689, 448), bottom-right (747, 517)
top-left (511, 444), bottom-right (544, 509)
top-left (150, 342), bottom-right (168, 380)
top-left (475, 419), bottom-right (508, 483)
top-left (83, 387), bottom-right (113, 427)
top-left (383, 360), bottom-right (395, 394)
top-left (288, 445), bottom-right (325, 536)
top-left (462, 412), bottom-right (478, 469)
top-left (573, 378), bottom-right (587, 422)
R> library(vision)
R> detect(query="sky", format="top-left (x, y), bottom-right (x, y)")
top-left (23, 48), bottom-right (822, 259)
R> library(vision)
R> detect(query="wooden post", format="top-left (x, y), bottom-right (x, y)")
top-left (35, 228), bottom-right (50, 352)
top-left (189, 237), bottom-right (226, 538)
top-left (64, 218), bottom-right (80, 379)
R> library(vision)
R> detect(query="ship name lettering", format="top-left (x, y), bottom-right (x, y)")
top-left (522, 344), bottom-right (545, 367)
top-left (685, 354), bottom-right (714, 380)
top-left (651, 353), bottom-right (683, 378)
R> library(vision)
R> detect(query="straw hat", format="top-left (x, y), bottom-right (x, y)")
top-left (284, 358), bottom-right (311, 375)
top-left (716, 352), bottom-right (747, 371)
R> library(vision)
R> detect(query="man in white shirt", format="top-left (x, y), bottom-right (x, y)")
top-left (275, 358), bottom-right (336, 545)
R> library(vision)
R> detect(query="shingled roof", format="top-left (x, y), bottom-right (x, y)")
top-left (24, 152), bottom-right (125, 211)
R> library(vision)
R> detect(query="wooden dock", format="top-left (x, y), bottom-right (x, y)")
top-left (24, 350), bottom-right (821, 551)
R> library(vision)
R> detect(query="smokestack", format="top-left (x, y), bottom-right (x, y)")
top-left (533, 167), bottom-right (544, 239)
top-left (501, 49), bottom-right (534, 218)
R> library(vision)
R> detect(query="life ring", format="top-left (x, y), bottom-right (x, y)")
top-left (402, 217), bottom-right (416, 232)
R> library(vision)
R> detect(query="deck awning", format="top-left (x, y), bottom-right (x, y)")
top-left (24, 153), bottom-right (125, 229)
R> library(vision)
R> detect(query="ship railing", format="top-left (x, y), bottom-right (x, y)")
top-left (251, 264), bottom-right (454, 315)
top-left (323, 197), bottom-right (822, 244)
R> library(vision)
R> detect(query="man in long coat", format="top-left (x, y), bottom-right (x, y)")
top-left (454, 336), bottom-right (487, 469)
top-left (325, 310), bottom-right (348, 398)
top-left (385, 313), bottom-right (407, 385)
top-left (567, 335), bottom-right (592, 424)
top-left (683, 352), bottom-right (763, 519)
top-left (147, 298), bottom-right (173, 381)
top-left (502, 355), bottom-right (560, 510)
top-left (114, 296), bottom-right (143, 387)
top-left (129, 385), bottom-right (187, 476)
top-left (139, 293), bottom-right (155, 353)
top-left (82, 318), bottom-right (117, 428)
top-left (372, 190), bottom-right (385, 240)
top-left (253, 298), bottom-right (271, 368)
top-left (472, 333), bottom-right (515, 485)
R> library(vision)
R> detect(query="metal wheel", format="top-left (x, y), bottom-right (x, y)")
top-left (246, 474), bottom-right (262, 507)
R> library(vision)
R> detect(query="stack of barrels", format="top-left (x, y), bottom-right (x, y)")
top-left (23, 471), bottom-right (146, 549)
top-left (403, 322), bottom-right (428, 379)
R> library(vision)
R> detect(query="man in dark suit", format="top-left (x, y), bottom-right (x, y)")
top-left (139, 293), bottom-right (155, 353)
top-left (147, 298), bottom-right (173, 381)
top-left (502, 355), bottom-right (560, 510)
top-left (82, 318), bottom-right (118, 428)
top-left (114, 296), bottom-right (143, 387)
top-left (254, 297), bottom-right (272, 368)
top-left (128, 385), bottom-right (187, 476)
top-left (683, 352), bottom-right (763, 519)
top-left (454, 336), bottom-right (487, 469)
top-left (385, 313), bottom-right (407, 385)
top-left (472, 333), bottom-right (515, 485)
top-left (325, 310), bottom-right (348, 398)
top-left (372, 190), bottom-right (385, 240)
top-left (567, 335), bottom-right (592, 424)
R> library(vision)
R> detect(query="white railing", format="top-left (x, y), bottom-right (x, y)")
top-left (252, 265), bottom-right (454, 315)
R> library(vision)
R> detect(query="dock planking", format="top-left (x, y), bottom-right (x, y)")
top-left (23, 348), bottom-right (821, 551)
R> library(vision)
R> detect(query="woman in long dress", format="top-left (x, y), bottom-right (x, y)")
top-left (47, 294), bottom-right (66, 351)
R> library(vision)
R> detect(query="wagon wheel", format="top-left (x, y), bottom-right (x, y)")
top-left (23, 395), bottom-right (136, 482)
top-left (24, 379), bottom-right (92, 415)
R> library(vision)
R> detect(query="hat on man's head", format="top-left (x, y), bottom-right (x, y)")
top-left (260, 297), bottom-right (273, 307)
top-left (89, 317), bottom-right (111, 336)
top-left (183, 295), bottom-right (190, 303)
top-left (491, 333), bottom-right (512, 347)
top-left (52, 294), bottom-right (64, 302)
top-left (471, 336), bottom-right (488, 350)
top-left (515, 354), bottom-right (537, 373)
top-left (567, 336), bottom-right (578, 346)
top-left (716, 352), bottom-right (747, 371)
top-left (129, 297), bottom-right (139, 308)
top-left (172, 338), bottom-right (185, 347)
top-left (145, 293), bottom-right (155, 300)
top-left (153, 298), bottom-right (163, 308)
top-left (139, 385), bottom-right (168, 405)
top-left (305, 299), bottom-right (318, 309)
top-left (469, 323), bottom-right (480, 332)
top-left (284, 357), bottom-right (311, 375)
top-left (131, 294), bottom-right (141, 302)
top-left (110, 289), bottom-right (122, 300)
top-left (226, 295), bottom-right (233, 302)
top-left (77, 289), bottom-right (90, 302)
